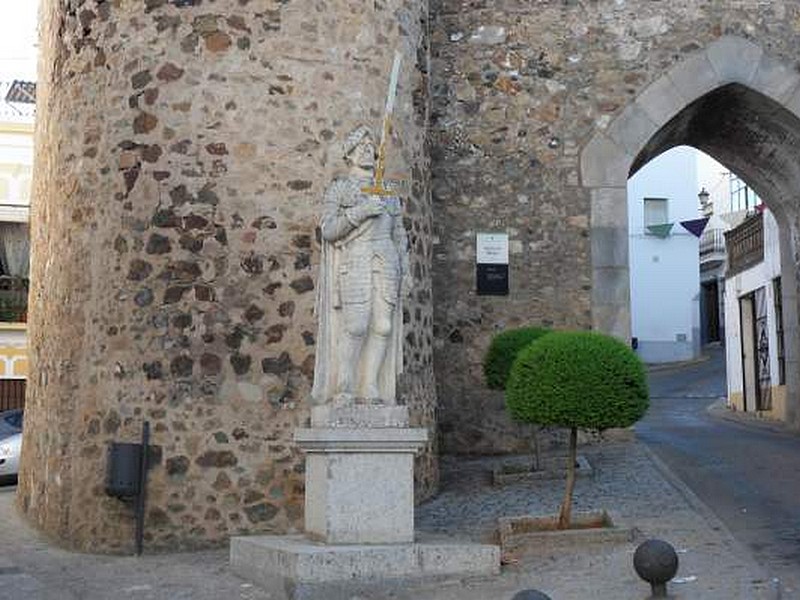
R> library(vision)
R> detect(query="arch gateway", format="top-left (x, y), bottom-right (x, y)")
top-left (17, 1), bottom-right (800, 551)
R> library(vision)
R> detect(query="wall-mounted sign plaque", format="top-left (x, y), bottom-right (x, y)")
top-left (476, 233), bottom-right (509, 295)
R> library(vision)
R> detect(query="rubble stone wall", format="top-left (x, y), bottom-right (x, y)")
top-left (18, 0), bottom-right (436, 552)
top-left (19, 0), bottom-right (800, 551)
top-left (429, 1), bottom-right (800, 451)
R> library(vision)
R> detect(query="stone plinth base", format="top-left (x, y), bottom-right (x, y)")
top-left (310, 403), bottom-right (410, 428)
top-left (230, 535), bottom-right (500, 600)
top-left (295, 426), bottom-right (427, 544)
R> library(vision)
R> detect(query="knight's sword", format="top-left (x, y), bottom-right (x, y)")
top-left (362, 51), bottom-right (403, 196)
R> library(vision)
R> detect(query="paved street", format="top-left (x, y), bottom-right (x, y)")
top-left (0, 482), bottom-right (273, 600)
top-left (638, 344), bottom-right (800, 596)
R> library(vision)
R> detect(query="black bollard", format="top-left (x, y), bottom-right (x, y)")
top-left (511, 590), bottom-right (552, 600)
top-left (633, 539), bottom-right (679, 598)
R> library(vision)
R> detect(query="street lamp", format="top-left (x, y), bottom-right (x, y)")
top-left (698, 187), bottom-right (711, 216)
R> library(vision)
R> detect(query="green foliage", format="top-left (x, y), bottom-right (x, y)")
top-left (484, 326), bottom-right (551, 390)
top-left (506, 330), bottom-right (649, 430)
top-left (0, 296), bottom-right (25, 323)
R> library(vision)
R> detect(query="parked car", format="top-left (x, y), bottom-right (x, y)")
top-left (0, 409), bottom-right (22, 484)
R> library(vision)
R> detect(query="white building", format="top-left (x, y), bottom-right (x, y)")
top-left (0, 80), bottom-right (34, 411)
top-left (628, 146), bottom-right (703, 363)
top-left (696, 153), bottom-right (756, 346)
top-left (724, 208), bottom-right (786, 420)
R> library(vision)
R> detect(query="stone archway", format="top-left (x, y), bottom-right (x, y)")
top-left (581, 35), bottom-right (800, 427)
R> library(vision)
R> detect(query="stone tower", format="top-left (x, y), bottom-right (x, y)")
top-left (18, 0), bottom-right (436, 552)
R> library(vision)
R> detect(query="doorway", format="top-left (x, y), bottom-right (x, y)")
top-left (702, 280), bottom-right (721, 344)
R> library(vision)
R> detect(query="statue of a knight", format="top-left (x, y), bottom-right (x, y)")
top-left (311, 125), bottom-right (410, 405)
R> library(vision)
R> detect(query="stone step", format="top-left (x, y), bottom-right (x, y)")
top-left (230, 535), bottom-right (500, 600)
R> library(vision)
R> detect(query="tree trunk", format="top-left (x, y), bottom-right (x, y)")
top-left (531, 427), bottom-right (541, 472)
top-left (557, 427), bottom-right (578, 529)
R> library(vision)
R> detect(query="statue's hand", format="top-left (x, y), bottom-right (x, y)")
top-left (360, 196), bottom-right (385, 218)
top-left (345, 198), bottom-right (382, 228)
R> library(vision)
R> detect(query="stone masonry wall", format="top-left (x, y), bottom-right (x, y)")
top-left (18, 0), bottom-right (436, 552)
top-left (429, 0), bottom-right (800, 452)
top-left (19, 0), bottom-right (800, 552)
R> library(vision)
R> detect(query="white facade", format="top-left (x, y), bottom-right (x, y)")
top-left (628, 146), bottom-right (702, 363)
top-left (0, 82), bottom-right (33, 381)
top-left (724, 210), bottom-right (786, 420)
top-left (0, 124), bottom-right (33, 223)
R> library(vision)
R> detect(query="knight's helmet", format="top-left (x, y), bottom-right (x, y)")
top-left (342, 125), bottom-right (375, 163)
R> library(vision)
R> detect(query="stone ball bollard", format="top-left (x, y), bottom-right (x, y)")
top-left (511, 590), bottom-right (552, 600)
top-left (633, 538), bottom-right (679, 598)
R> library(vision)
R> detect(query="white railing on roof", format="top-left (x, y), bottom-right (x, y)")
top-left (700, 228), bottom-right (725, 258)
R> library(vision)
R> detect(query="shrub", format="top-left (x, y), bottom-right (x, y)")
top-left (506, 330), bottom-right (649, 430)
top-left (484, 326), bottom-right (551, 390)
top-left (506, 330), bottom-right (649, 528)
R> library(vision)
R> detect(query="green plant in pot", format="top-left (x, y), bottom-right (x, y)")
top-left (506, 330), bottom-right (648, 529)
top-left (484, 326), bottom-right (550, 470)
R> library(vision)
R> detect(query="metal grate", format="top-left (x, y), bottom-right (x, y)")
top-left (5, 81), bottom-right (35, 104)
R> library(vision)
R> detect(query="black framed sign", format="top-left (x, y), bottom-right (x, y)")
top-left (476, 233), bottom-right (509, 295)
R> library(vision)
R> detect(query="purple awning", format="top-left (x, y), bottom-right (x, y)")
top-left (679, 217), bottom-right (710, 238)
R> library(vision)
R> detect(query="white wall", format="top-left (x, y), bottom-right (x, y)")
top-left (725, 210), bottom-right (782, 406)
top-left (0, 126), bottom-right (33, 222)
top-left (696, 151), bottom-right (730, 214)
top-left (0, 2), bottom-right (38, 82)
top-left (628, 146), bottom-right (701, 363)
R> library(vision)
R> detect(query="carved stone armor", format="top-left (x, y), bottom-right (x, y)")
top-left (312, 166), bottom-right (409, 405)
top-left (320, 177), bottom-right (404, 309)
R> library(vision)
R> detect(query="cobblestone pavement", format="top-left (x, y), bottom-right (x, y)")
top-left (0, 438), bottom-right (777, 599)
top-left (412, 442), bottom-right (776, 599)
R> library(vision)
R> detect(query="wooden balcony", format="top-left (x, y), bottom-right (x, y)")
top-left (725, 212), bottom-right (763, 276)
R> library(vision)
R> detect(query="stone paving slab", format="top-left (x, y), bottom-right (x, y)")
top-left (0, 440), bottom-right (779, 599)
top-left (0, 484), bottom-right (271, 600)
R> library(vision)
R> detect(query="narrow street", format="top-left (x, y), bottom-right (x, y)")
top-left (637, 345), bottom-right (800, 596)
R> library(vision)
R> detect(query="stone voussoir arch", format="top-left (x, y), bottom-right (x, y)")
top-left (580, 35), bottom-right (800, 341)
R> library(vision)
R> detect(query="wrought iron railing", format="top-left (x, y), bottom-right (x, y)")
top-left (0, 277), bottom-right (28, 323)
top-left (0, 378), bottom-right (25, 411)
top-left (700, 228), bottom-right (725, 255)
top-left (699, 228), bottom-right (726, 265)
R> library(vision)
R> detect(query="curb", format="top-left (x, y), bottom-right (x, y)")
top-left (645, 353), bottom-right (711, 373)
top-left (706, 399), bottom-right (799, 436)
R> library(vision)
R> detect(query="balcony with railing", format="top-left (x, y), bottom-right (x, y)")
top-left (699, 228), bottom-right (726, 269)
top-left (0, 276), bottom-right (27, 323)
top-left (725, 212), bottom-right (764, 276)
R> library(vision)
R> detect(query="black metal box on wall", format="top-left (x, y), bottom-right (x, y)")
top-left (105, 442), bottom-right (143, 498)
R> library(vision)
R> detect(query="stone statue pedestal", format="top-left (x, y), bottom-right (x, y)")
top-left (297, 421), bottom-right (426, 544)
top-left (230, 404), bottom-right (499, 599)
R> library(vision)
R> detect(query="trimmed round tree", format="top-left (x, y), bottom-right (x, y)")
top-left (506, 330), bottom-right (649, 529)
top-left (484, 326), bottom-right (551, 390)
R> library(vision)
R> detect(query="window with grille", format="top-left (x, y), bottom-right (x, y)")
top-left (774, 277), bottom-right (786, 385)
